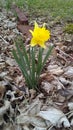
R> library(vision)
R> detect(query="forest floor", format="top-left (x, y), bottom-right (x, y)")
top-left (0, 4), bottom-right (73, 130)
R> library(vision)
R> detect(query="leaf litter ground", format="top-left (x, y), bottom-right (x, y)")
top-left (0, 7), bottom-right (73, 130)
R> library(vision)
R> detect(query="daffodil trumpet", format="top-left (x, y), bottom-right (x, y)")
top-left (30, 21), bottom-right (50, 48)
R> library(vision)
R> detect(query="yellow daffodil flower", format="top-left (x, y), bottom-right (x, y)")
top-left (29, 22), bottom-right (50, 48)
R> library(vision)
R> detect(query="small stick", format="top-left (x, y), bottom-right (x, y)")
top-left (0, 35), bottom-right (9, 44)
top-left (56, 47), bottom-right (73, 60)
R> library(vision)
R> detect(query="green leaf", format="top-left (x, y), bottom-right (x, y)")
top-left (20, 43), bottom-right (31, 72)
top-left (31, 47), bottom-right (36, 88)
top-left (36, 45), bottom-right (53, 82)
top-left (43, 45), bottom-right (53, 66)
top-left (36, 48), bottom-right (43, 77)
top-left (12, 47), bottom-right (32, 88)
top-left (12, 50), bottom-right (26, 77)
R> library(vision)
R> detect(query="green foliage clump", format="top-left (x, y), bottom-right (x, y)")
top-left (12, 38), bottom-right (53, 90)
top-left (64, 23), bottom-right (73, 34)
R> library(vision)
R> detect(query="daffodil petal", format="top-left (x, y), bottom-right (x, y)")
top-left (29, 30), bottom-right (34, 35)
top-left (43, 23), bottom-right (46, 27)
top-left (30, 38), bottom-right (37, 46)
top-left (29, 21), bottom-right (51, 48)
top-left (39, 42), bottom-right (46, 49)
top-left (34, 21), bottom-right (39, 29)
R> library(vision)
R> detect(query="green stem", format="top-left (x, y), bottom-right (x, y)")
top-left (37, 45), bottom-right (53, 83)
top-left (43, 45), bottom-right (53, 66)
top-left (31, 47), bottom-right (36, 88)
top-left (21, 43), bottom-right (31, 75)
top-left (36, 47), bottom-right (43, 81)
top-left (13, 50), bottom-right (31, 87)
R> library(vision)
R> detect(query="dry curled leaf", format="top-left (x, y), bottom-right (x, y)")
top-left (47, 65), bottom-right (64, 76)
top-left (38, 107), bottom-right (70, 128)
top-left (68, 102), bottom-right (73, 110)
top-left (0, 84), bottom-right (6, 99)
top-left (41, 82), bottom-right (55, 94)
top-left (0, 100), bottom-right (10, 116)
top-left (17, 115), bottom-right (47, 128)
top-left (40, 73), bottom-right (54, 83)
top-left (64, 67), bottom-right (73, 79)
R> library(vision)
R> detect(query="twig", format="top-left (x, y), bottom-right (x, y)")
top-left (47, 124), bottom-right (54, 130)
top-left (57, 53), bottom-right (67, 62)
top-left (55, 47), bottom-right (73, 60)
top-left (0, 35), bottom-right (9, 44)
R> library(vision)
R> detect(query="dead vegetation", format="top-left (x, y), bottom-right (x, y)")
top-left (0, 6), bottom-right (73, 130)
